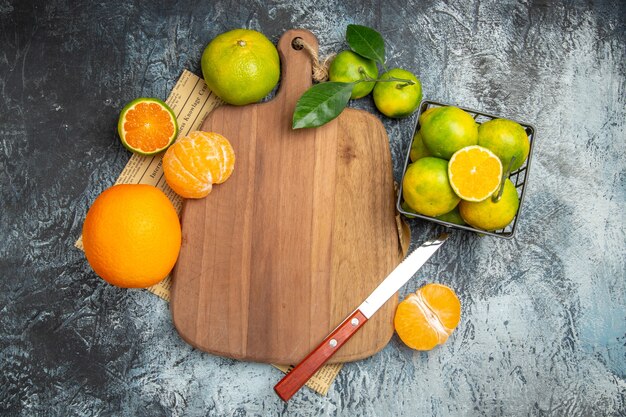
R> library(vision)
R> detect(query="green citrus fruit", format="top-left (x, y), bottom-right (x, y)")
top-left (117, 98), bottom-right (178, 156)
top-left (420, 106), bottom-right (478, 159)
top-left (409, 130), bottom-right (431, 162)
top-left (328, 50), bottom-right (378, 99)
top-left (418, 106), bottom-right (437, 125)
top-left (435, 206), bottom-right (466, 225)
top-left (400, 201), bottom-right (418, 219)
top-left (478, 118), bottom-right (530, 172)
top-left (459, 179), bottom-right (519, 231)
top-left (373, 68), bottom-right (422, 118)
top-left (201, 29), bottom-right (280, 105)
top-left (402, 157), bottom-right (460, 217)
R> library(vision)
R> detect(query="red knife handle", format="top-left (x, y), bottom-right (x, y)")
top-left (274, 309), bottom-right (368, 401)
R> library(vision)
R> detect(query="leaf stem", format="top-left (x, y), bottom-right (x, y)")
top-left (357, 71), bottom-right (415, 86)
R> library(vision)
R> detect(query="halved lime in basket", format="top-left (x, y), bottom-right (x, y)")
top-left (117, 97), bottom-right (178, 155)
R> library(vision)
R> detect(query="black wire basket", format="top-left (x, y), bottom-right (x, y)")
top-left (396, 100), bottom-right (536, 239)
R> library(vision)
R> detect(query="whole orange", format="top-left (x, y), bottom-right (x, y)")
top-left (82, 184), bottom-right (181, 288)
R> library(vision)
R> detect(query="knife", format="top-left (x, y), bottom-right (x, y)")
top-left (274, 233), bottom-right (449, 401)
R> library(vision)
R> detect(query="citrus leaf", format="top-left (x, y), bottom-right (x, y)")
top-left (346, 24), bottom-right (385, 66)
top-left (292, 82), bottom-right (354, 129)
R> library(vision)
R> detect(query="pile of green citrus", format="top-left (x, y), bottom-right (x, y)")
top-left (401, 106), bottom-right (530, 232)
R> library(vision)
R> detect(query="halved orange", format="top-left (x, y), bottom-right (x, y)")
top-left (394, 283), bottom-right (461, 351)
top-left (448, 145), bottom-right (503, 202)
top-left (117, 97), bottom-right (178, 155)
top-left (162, 131), bottom-right (235, 199)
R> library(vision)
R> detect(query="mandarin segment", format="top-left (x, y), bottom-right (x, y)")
top-left (213, 134), bottom-right (236, 183)
top-left (163, 149), bottom-right (213, 199)
top-left (394, 283), bottom-right (461, 351)
top-left (162, 131), bottom-right (235, 199)
top-left (394, 295), bottom-right (440, 351)
top-left (174, 132), bottom-right (222, 184)
top-left (419, 283), bottom-right (462, 331)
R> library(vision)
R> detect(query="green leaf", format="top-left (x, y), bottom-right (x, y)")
top-left (292, 82), bottom-right (354, 129)
top-left (346, 24), bottom-right (385, 66)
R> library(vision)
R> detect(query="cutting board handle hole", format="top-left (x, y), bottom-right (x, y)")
top-left (291, 37), bottom-right (305, 51)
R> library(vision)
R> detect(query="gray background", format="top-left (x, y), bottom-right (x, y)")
top-left (1, 0), bottom-right (625, 416)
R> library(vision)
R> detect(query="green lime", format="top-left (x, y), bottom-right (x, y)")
top-left (402, 157), bottom-right (460, 217)
top-left (201, 29), bottom-right (280, 106)
top-left (409, 130), bottom-right (431, 162)
top-left (420, 106), bottom-right (478, 159)
top-left (373, 68), bottom-right (422, 118)
top-left (459, 179), bottom-right (520, 231)
top-left (435, 206), bottom-right (466, 225)
top-left (328, 50), bottom-right (378, 99)
top-left (400, 201), bottom-right (418, 218)
top-left (478, 118), bottom-right (530, 172)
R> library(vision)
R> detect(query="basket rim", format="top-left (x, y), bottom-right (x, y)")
top-left (396, 99), bottom-right (537, 239)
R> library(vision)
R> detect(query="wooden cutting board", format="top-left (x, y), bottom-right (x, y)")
top-left (170, 29), bottom-right (405, 364)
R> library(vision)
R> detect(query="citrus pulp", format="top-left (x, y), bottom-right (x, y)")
top-left (394, 283), bottom-right (461, 351)
top-left (448, 145), bottom-right (503, 202)
top-left (117, 97), bottom-right (178, 155)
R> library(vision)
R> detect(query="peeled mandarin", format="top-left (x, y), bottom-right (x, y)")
top-left (162, 131), bottom-right (235, 199)
top-left (394, 283), bottom-right (461, 351)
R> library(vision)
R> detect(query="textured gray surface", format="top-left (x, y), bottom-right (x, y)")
top-left (1, 0), bottom-right (625, 416)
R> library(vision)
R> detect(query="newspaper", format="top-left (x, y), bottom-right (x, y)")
top-left (75, 69), bottom-right (341, 395)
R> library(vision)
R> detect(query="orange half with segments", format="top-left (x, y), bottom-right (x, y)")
top-left (117, 97), bottom-right (178, 155)
top-left (448, 145), bottom-right (503, 202)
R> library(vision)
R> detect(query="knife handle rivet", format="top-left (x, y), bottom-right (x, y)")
top-left (351, 318), bottom-right (359, 326)
top-left (329, 339), bottom-right (338, 348)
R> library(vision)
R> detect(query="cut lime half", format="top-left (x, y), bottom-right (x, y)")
top-left (117, 97), bottom-right (178, 155)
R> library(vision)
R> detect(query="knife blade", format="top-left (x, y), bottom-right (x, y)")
top-left (274, 233), bottom-right (449, 401)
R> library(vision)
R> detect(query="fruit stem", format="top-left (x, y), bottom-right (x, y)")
top-left (395, 82), bottom-right (413, 89)
top-left (356, 70), bottom-right (415, 86)
top-left (492, 156), bottom-right (516, 203)
top-left (237, 39), bottom-right (246, 47)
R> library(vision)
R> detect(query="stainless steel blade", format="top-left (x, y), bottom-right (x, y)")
top-left (358, 233), bottom-right (448, 318)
